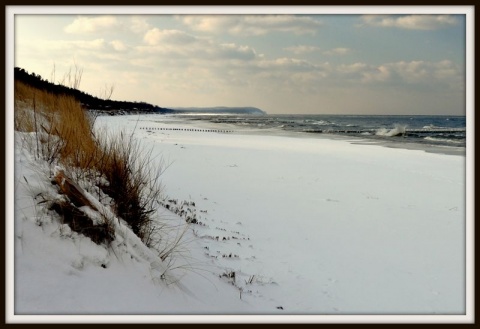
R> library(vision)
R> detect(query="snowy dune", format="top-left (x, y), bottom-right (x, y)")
top-left (11, 113), bottom-right (470, 323)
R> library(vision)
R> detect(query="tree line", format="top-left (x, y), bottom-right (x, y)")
top-left (14, 67), bottom-right (174, 114)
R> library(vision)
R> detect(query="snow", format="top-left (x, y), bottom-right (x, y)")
top-left (8, 114), bottom-right (472, 323)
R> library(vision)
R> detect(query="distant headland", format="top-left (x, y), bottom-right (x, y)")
top-left (14, 67), bottom-right (265, 116)
top-left (171, 107), bottom-right (266, 115)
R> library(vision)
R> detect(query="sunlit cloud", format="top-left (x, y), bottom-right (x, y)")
top-left (14, 13), bottom-right (466, 115)
top-left (285, 46), bottom-right (351, 56)
top-left (64, 15), bottom-right (119, 34)
top-left (130, 16), bottom-right (151, 34)
top-left (34, 38), bottom-right (107, 51)
top-left (110, 40), bottom-right (128, 52)
top-left (360, 15), bottom-right (458, 30)
top-left (20, 31), bottom-right (463, 96)
top-left (258, 57), bottom-right (316, 71)
top-left (143, 28), bottom-right (197, 46)
top-left (217, 43), bottom-right (257, 61)
top-left (138, 28), bottom-right (257, 63)
top-left (178, 15), bottom-right (323, 36)
top-left (337, 62), bottom-right (369, 74)
top-left (336, 60), bottom-right (463, 89)
top-left (385, 60), bottom-right (463, 88)
top-left (360, 65), bottom-right (391, 83)
top-left (284, 45), bottom-right (321, 55)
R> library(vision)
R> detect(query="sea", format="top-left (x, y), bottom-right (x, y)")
top-left (173, 114), bottom-right (467, 155)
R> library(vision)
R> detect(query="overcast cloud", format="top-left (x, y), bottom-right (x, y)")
top-left (13, 9), bottom-right (468, 115)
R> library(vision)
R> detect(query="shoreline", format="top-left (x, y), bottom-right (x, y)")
top-left (131, 113), bottom-right (466, 157)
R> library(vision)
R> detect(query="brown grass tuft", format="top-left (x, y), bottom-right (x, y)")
top-left (96, 131), bottom-right (164, 244)
top-left (15, 80), bottom-right (165, 246)
top-left (15, 80), bottom-right (98, 168)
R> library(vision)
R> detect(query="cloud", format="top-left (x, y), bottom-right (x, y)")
top-left (135, 25), bottom-right (463, 94)
top-left (284, 45), bottom-right (321, 55)
top-left (178, 15), bottom-right (323, 36)
top-left (130, 16), bottom-right (151, 34)
top-left (323, 48), bottom-right (350, 56)
top-left (143, 28), bottom-right (197, 46)
top-left (360, 15), bottom-right (458, 30)
top-left (337, 60), bottom-right (463, 89)
top-left (217, 43), bottom-right (257, 61)
top-left (139, 28), bottom-right (257, 63)
top-left (337, 62), bottom-right (369, 74)
top-left (179, 15), bottom-right (233, 33)
top-left (38, 38), bottom-right (107, 51)
top-left (386, 60), bottom-right (462, 87)
top-left (285, 46), bottom-right (351, 56)
top-left (38, 22), bottom-right (464, 100)
top-left (65, 15), bottom-right (153, 35)
top-left (64, 16), bottom-right (119, 34)
top-left (110, 40), bottom-right (128, 52)
top-left (360, 65), bottom-right (391, 83)
top-left (258, 57), bottom-right (316, 71)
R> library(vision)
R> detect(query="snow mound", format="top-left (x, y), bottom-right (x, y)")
top-left (13, 131), bottom-right (262, 315)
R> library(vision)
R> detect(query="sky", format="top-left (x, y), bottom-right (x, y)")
top-left (12, 7), bottom-right (470, 115)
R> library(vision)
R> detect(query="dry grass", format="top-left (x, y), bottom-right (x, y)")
top-left (14, 81), bottom-right (98, 168)
top-left (14, 80), bottom-right (165, 247)
top-left (95, 131), bottom-right (165, 244)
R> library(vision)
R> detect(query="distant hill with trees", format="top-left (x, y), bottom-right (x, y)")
top-left (14, 67), bottom-right (266, 116)
top-left (14, 67), bottom-right (174, 114)
top-left (171, 107), bottom-right (266, 115)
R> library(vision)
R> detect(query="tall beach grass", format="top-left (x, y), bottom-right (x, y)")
top-left (14, 80), bottom-right (165, 246)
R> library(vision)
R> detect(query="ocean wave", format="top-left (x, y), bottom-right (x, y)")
top-left (424, 136), bottom-right (465, 144)
top-left (310, 120), bottom-right (333, 126)
top-left (422, 124), bottom-right (446, 129)
top-left (375, 125), bottom-right (407, 137)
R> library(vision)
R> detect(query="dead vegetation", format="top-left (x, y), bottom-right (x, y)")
top-left (14, 80), bottom-right (165, 248)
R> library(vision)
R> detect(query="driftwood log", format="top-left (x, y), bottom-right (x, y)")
top-left (54, 170), bottom-right (98, 211)
top-left (51, 170), bottom-right (113, 244)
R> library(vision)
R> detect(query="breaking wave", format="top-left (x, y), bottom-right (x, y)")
top-left (424, 136), bottom-right (465, 144)
top-left (375, 124), bottom-right (407, 137)
top-left (423, 124), bottom-right (446, 129)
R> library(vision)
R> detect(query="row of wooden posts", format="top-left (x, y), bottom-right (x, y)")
top-left (140, 127), bottom-right (234, 133)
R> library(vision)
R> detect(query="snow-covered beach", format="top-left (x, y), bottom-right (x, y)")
top-left (10, 112), bottom-right (470, 323)
top-left (8, 6), bottom-right (474, 323)
top-left (113, 114), bottom-right (468, 314)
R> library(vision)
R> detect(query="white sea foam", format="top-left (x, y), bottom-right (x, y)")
top-left (424, 136), bottom-right (464, 144)
top-left (423, 124), bottom-right (445, 129)
top-left (311, 120), bottom-right (332, 126)
top-left (375, 124), bottom-right (407, 137)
